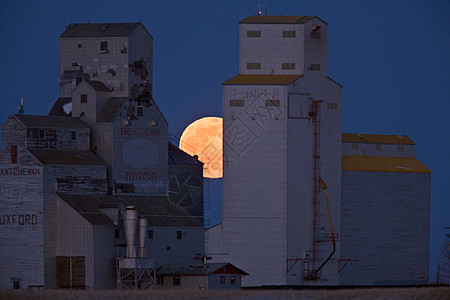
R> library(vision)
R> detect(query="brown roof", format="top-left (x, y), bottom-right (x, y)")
top-left (342, 156), bottom-right (431, 173)
top-left (239, 15), bottom-right (319, 24)
top-left (98, 97), bottom-right (127, 122)
top-left (87, 80), bottom-right (111, 92)
top-left (48, 98), bottom-right (72, 117)
top-left (15, 114), bottom-right (88, 128)
top-left (342, 133), bottom-right (415, 145)
top-left (29, 150), bottom-right (106, 166)
top-left (60, 22), bottom-right (145, 38)
top-left (58, 193), bottom-right (204, 228)
top-left (223, 74), bottom-right (303, 85)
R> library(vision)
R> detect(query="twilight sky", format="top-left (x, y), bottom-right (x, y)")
top-left (0, 0), bottom-right (449, 283)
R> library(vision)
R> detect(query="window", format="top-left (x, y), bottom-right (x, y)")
top-left (220, 276), bottom-right (226, 284)
top-left (327, 103), bottom-right (338, 110)
top-left (375, 144), bottom-right (381, 151)
top-left (310, 31), bottom-right (321, 39)
top-left (282, 31), bottom-right (296, 38)
top-left (137, 107), bottom-right (143, 117)
top-left (352, 143), bottom-right (359, 150)
top-left (10, 145), bottom-right (17, 164)
top-left (80, 94), bottom-right (87, 103)
top-left (172, 276), bottom-right (180, 286)
top-left (39, 129), bottom-right (45, 139)
top-left (71, 131), bottom-right (77, 141)
top-left (282, 63), bottom-right (295, 70)
top-left (229, 100), bottom-right (244, 107)
top-left (397, 145), bottom-right (404, 152)
top-left (114, 229), bottom-right (120, 239)
top-left (247, 30), bottom-right (261, 37)
top-left (230, 276), bottom-right (236, 284)
top-left (309, 64), bottom-right (321, 70)
top-left (12, 279), bottom-right (20, 289)
top-left (246, 63), bottom-right (261, 70)
top-left (177, 231), bottom-right (182, 240)
top-left (100, 41), bottom-right (108, 51)
top-left (148, 230), bottom-right (153, 239)
top-left (266, 100), bottom-right (280, 107)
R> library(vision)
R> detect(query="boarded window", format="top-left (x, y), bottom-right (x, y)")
top-left (100, 41), bottom-right (108, 51)
top-left (375, 144), bottom-right (381, 151)
top-left (247, 63), bottom-right (261, 70)
top-left (39, 129), bottom-right (45, 139)
top-left (327, 103), bottom-right (337, 110)
top-left (247, 30), bottom-right (261, 37)
top-left (230, 276), bottom-right (236, 284)
top-left (71, 131), bottom-right (77, 141)
top-left (115, 229), bottom-right (120, 239)
top-left (282, 63), bottom-right (295, 70)
top-left (220, 276), bottom-right (226, 284)
top-left (80, 94), bottom-right (87, 103)
top-left (352, 143), bottom-right (359, 150)
top-left (265, 100), bottom-right (280, 107)
top-left (137, 107), bottom-right (143, 117)
top-left (311, 31), bottom-right (321, 39)
top-left (282, 31), bottom-right (296, 38)
top-left (172, 276), bottom-right (180, 286)
top-left (177, 230), bottom-right (182, 240)
top-left (397, 145), bottom-right (404, 152)
top-left (57, 256), bottom-right (86, 289)
top-left (148, 230), bottom-right (153, 239)
top-left (309, 64), bottom-right (321, 70)
top-left (12, 279), bottom-right (20, 289)
top-left (10, 145), bottom-right (17, 164)
top-left (229, 100), bottom-right (244, 107)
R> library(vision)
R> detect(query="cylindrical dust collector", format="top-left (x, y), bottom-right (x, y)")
top-left (123, 206), bottom-right (138, 258)
top-left (138, 216), bottom-right (148, 258)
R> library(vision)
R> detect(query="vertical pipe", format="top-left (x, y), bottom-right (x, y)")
top-left (138, 216), bottom-right (148, 258)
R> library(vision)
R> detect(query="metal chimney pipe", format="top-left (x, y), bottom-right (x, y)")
top-left (138, 216), bottom-right (148, 258)
top-left (123, 206), bottom-right (138, 258)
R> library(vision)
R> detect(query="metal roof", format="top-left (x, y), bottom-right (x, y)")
top-left (168, 142), bottom-right (203, 166)
top-left (14, 114), bottom-right (88, 128)
top-left (48, 98), bottom-right (72, 117)
top-left (223, 74), bottom-right (303, 85)
top-left (157, 263), bottom-right (248, 276)
top-left (60, 22), bottom-right (142, 38)
top-left (342, 156), bottom-right (431, 173)
top-left (98, 98), bottom-right (127, 122)
top-left (239, 15), bottom-right (319, 24)
top-left (57, 194), bottom-right (204, 228)
top-left (342, 133), bottom-right (415, 145)
top-left (29, 150), bottom-right (106, 166)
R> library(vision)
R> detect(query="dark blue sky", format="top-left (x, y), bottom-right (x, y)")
top-left (1, 0), bottom-right (449, 282)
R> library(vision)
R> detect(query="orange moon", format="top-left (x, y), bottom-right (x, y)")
top-left (179, 117), bottom-right (223, 179)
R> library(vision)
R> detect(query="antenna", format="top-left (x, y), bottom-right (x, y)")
top-left (18, 98), bottom-right (24, 115)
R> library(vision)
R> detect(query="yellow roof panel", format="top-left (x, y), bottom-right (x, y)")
top-left (239, 16), bottom-right (317, 24)
top-left (342, 155), bottom-right (431, 173)
top-left (223, 74), bottom-right (303, 85)
top-left (342, 133), bottom-right (415, 145)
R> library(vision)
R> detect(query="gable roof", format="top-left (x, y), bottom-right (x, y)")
top-left (342, 156), bottom-right (431, 173)
top-left (239, 15), bottom-right (323, 24)
top-left (86, 80), bottom-right (111, 92)
top-left (168, 142), bottom-right (203, 166)
top-left (223, 74), bottom-right (303, 85)
top-left (157, 263), bottom-right (248, 276)
top-left (29, 150), bottom-right (106, 166)
top-left (57, 193), bottom-right (204, 228)
top-left (98, 98), bottom-right (127, 122)
top-left (60, 22), bottom-right (143, 38)
top-left (48, 98), bottom-right (72, 117)
top-left (14, 114), bottom-right (88, 128)
top-left (342, 133), bottom-right (415, 145)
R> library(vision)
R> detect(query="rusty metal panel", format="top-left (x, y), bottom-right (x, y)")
top-left (56, 256), bottom-right (86, 289)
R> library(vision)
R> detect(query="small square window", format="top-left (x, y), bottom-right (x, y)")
top-left (282, 63), bottom-right (295, 70)
top-left (39, 129), bottom-right (45, 139)
top-left (220, 276), bottom-right (226, 284)
top-left (80, 94), bottom-right (87, 103)
top-left (327, 103), bottom-right (338, 110)
top-left (397, 145), bottom-right (404, 152)
top-left (230, 276), bottom-right (236, 284)
top-left (309, 64), bottom-right (321, 71)
top-left (229, 100), bottom-right (244, 107)
top-left (247, 63), bottom-right (261, 70)
top-left (247, 30), bottom-right (261, 37)
top-left (114, 229), bottom-right (120, 239)
top-left (375, 144), bottom-right (381, 151)
top-left (12, 279), bottom-right (20, 289)
top-left (71, 131), bottom-right (77, 141)
top-left (148, 230), bottom-right (153, 239)
top-left (352, 143), bottom-right (359, 150)
top-left (100, 41), bottom-right (108, 51)
top-left (282, 31), bottom-right (296, 38)
top-left (177, 231), bottom-right (182, 240)
top-left (311, 31), bottom-right (321, 39)
top-left (172, 276), bottom-right (180, 286)
top-left (137, 107), bottom-right (143, 117)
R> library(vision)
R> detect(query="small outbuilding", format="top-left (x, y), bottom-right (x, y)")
top-left (156, 263), bottom-right (248, 290)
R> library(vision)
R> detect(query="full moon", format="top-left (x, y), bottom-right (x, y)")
top-left (179, 117), bottom-right (223, 179)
